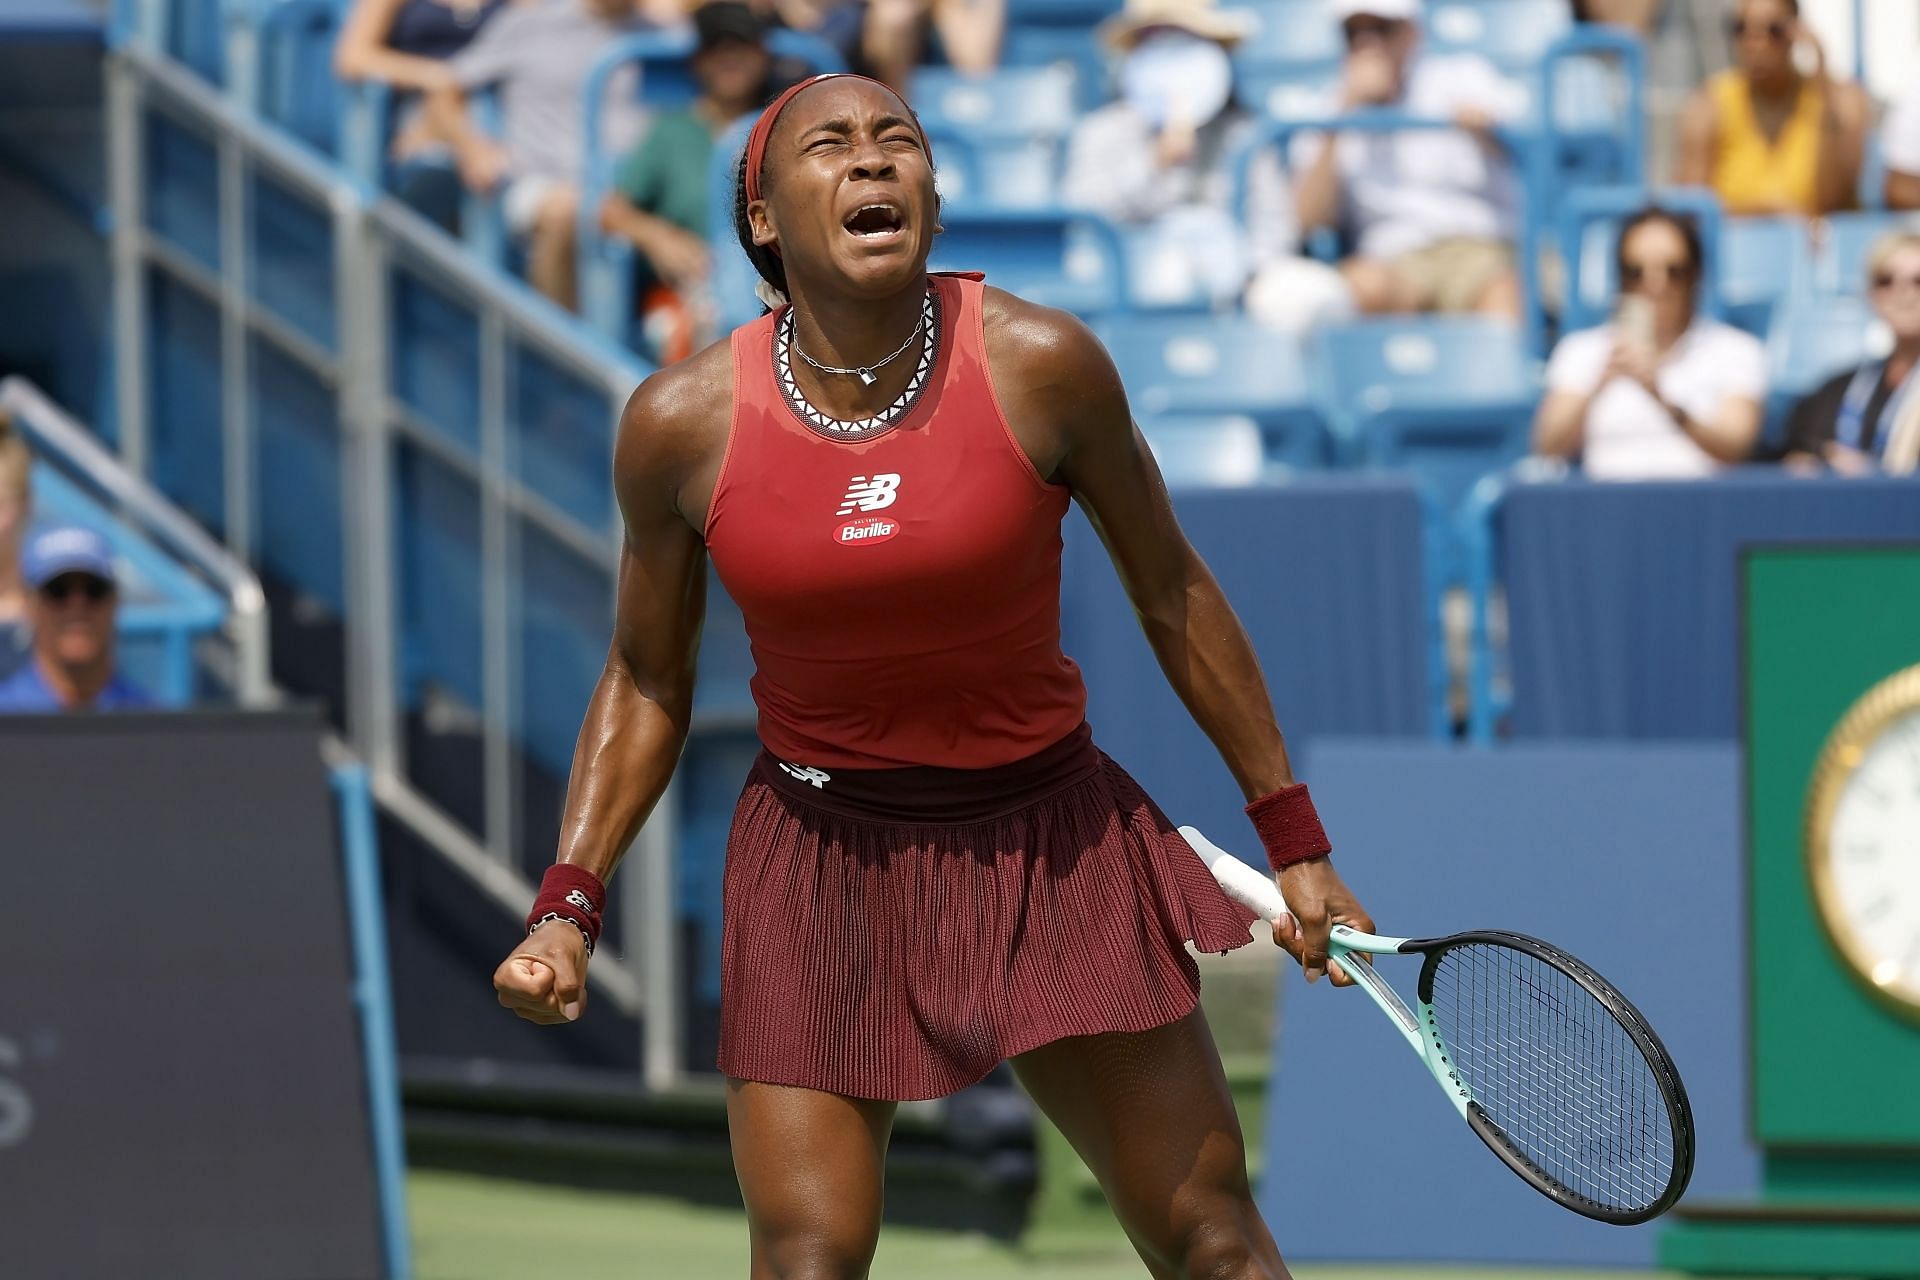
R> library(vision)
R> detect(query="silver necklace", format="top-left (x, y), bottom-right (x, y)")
top-left (775, 290), bottom-right (939, 439)
top-left (790, 306), bottom-right (926, 387)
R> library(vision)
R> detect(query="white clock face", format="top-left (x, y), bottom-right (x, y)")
top-left (1825, 705), bottom-right (1920, 1007)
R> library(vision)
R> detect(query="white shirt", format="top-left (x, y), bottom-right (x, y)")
top-left (1290, 53), bottom-right (1529, 260)
top-left (1545, 319), bottom-right (1767, 481)
top-left (1884, 83), bottom-right (1920, 178)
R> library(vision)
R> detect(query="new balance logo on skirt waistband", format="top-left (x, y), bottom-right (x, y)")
top-left (778, 762), bottom-right (832, 788)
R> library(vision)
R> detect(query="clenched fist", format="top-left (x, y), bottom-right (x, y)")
top-left (494, 919), bottom-right (588, 1025)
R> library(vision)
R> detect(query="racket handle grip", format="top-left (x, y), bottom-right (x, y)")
top-left (1178, 826), bottom-right (1293, 922)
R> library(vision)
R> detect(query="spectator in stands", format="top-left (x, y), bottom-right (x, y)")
top-left (1885, 82), bottom-right (1920, 211)
top-left (1675, 0), bottom-right (1867, 217)
top-left (1533, 208), bottom-right (1765, 479)
top-left (0, 527), bottom-right (151, 713)
top-left (1291, 0), bottom-right (1528, 321)
top-left (601, 1), bottom-right (775, 361)
top-left (1778, 232), bottom-right (1920, 474)
top-left (1062, 0), bottom-right (1310, 314)
top-left (429, 0), bottom-right (661, 310)
top-left (1572, 0), bottom-right (1661, 34)
top-left (861, 0), bottom-right (1003, 93)
top-left (0, 406), bottom-right (31, 680)
top-left (334, 0), bottom-right (506, 163)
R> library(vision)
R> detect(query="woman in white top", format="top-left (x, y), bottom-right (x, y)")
top-left (1533, 208), bottom-right (1766, 480)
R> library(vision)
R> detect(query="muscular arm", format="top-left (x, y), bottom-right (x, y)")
top-left (495, 365), bottom-right (720, 1023)
top-left (985, 294), bottom-right (1372, 981)
top-left (550, 377), bottom-right (713, 885)
top-left (989, 302), bottom-right (1293, 797)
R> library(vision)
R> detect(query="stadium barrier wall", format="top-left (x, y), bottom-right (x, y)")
top-left (0, 710), bottom-right (405, 1278)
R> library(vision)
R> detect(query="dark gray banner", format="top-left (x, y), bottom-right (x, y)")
top-left (0, 711), bottom-right (385, 1279)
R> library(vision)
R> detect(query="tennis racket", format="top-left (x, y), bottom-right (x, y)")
top-left (1180, 826), bottom-right (1696, 1226)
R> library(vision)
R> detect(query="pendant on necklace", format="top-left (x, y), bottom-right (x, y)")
top-left (856, 369), bottom-right (877, 387)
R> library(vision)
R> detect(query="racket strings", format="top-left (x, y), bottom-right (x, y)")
top-left (1426, 943), bottom-right (1677, 1214)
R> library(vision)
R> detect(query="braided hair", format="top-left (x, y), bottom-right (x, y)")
top-left (733, 147), bottom-right (791, 303)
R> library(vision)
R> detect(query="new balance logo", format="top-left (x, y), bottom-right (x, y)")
top-left (837, 473), bottom-right (901, 515)
top-left (565, 889), bottom-right (596, 914)
top-left (778, 762), bottom-right (832, 789)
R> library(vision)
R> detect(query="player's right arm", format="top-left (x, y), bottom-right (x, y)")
top-left (494, 359), bottom-right (721, 1025)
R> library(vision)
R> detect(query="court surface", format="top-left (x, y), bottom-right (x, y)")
top-left (409, 1169), bottom-right (1783, 1280)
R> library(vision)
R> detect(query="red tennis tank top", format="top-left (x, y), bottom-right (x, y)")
top-left (704, 274), bottom-right (1088, 769)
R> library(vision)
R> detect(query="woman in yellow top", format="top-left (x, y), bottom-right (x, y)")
top-left (1675, 0), bottom-right (1868, 218)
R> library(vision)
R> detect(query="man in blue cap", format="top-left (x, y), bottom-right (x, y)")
top-left (0, 526), bottom-right (152, 712)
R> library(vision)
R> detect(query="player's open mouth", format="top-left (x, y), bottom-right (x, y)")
top-left (843, 202), bottom-right (906, 241)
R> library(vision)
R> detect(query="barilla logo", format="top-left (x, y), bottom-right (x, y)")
top-left (835, 516), bottom-right (900, 546)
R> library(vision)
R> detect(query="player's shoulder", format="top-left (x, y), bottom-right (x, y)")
top-left (614, 335), bottom-right (735, 489)
top-left (979, 285), bottom-right (1113, 379)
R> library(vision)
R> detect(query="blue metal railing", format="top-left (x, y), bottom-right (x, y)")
top-left (331, 761), bottom-right (412, 1280)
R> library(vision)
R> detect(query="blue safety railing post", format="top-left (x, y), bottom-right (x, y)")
top-left (330, 763), bottom-right (412, 1280)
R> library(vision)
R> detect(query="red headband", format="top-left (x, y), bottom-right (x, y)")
top-left (741, 72), bottom-right (934, 208)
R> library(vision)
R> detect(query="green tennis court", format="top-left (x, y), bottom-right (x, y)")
top-left (409, 1169), bottom-right (1784, 1280)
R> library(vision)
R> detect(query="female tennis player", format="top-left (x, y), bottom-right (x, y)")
top-left (494, 72), bottom-right (1374, 1280)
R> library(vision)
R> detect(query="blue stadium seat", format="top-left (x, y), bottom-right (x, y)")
top-left (1813, 211), bottom-right (1920, 297)
top-left (1717, 216), bottom-right (1811, 336)
top-left (927, 207), bottom-right (1132, 316)
top-left (1425, 0), bottom-right (1570, 69)
top-left (1225, 0), bottom-right (1341, 65)
top-left (166, 0), bottom-right (225, 85)
top-left (1005, 0), bottom-right (1121, 21)
top-left (1531, 30), bottom-right (1648, 271)
top-left (1311, 318), bottom-right (1539, 509)
top-left (252, 0), bottom-right (344, 158)
top-left (1763, 292), bottom-right (1879, 430)
top-left (1137, 414), bottom-right (1272, 487)
top-left (1095, 314), bottom-right (1328, 467)
top-left (911, 65), bottom-right (1076, 207)
top-left (1236, 57), bottom-right (1341, 121)
top-left (1000, 0), bottom-right (1119, 109)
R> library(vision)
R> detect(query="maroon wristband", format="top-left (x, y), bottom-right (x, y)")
top-left (526, 864), bottom-right (606, 955)
top-left (1245, 782), bottom-right (1333, 872)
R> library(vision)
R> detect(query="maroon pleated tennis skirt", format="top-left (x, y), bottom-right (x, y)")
top-left (715, 722), bottom-right (1258, 1101)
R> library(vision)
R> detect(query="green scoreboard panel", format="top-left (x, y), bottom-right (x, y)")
top-left (1663, 546), bottom-right (1920, 1276)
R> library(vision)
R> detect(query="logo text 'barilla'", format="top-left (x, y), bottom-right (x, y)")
top-left (835, 516), bottom-right (900, 545)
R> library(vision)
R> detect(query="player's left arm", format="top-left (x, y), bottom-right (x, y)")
top-left (987, 294), bottom-right (1372, 983)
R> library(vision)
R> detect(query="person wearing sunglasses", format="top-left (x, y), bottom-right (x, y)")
top-left (1883, 83), bottom-right (1920, 212)
top-left (1674, 0), bottom-right (1867, 218)
top-left (0, 526), bottom-right (153, 713)
top-left (1777, 232), bottom-right (1920, 474)
top-left (1290, 0), bottom-right (1528, 319)
top-left (1533, 207), bottom-right (1766, 479)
